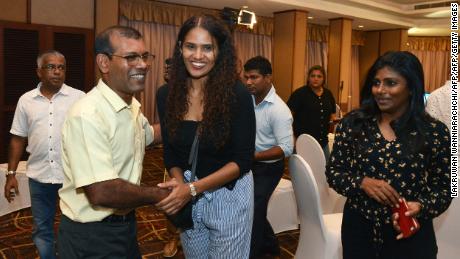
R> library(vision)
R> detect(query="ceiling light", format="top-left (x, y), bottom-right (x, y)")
top-left (358, 25), bottom-right (364, 28)
top-left (308, 16), bottom-right (314, 20)
top-left (425, 10), bottom-right (450, 18)
top-left (238, 7), bottom-right (257, 29)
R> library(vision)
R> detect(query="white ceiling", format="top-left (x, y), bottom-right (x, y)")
top-left (158, 0), bottom-right (452, 36)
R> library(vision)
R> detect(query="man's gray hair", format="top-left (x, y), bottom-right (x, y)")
top-left (37, 50), bottom-right (65, 68)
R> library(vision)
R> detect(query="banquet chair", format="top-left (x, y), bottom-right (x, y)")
top-left (267, 178), bottom-right (299, 233)
top-left (296, 134), bottom-right (345, 214)
top-left (335, 104), bottom-right (342, 119)
top-left (289, 154), bottom-right (342, 259)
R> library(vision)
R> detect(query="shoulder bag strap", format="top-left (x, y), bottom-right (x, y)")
top-left (187, 129), bottom-right (199, 182)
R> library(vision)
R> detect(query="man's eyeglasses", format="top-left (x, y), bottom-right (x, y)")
top-left (41, 64), bottom-right (66, 71)
top-left (107, 52), bottom-right (155, 66)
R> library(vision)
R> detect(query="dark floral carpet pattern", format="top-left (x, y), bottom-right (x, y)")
top-left (0, 147), bottom-right (298, 258)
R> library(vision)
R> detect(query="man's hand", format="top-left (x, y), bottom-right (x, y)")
top-left (156, 178), bottom-right (192, 215)
top-left (152, 187), bottom-right (171, 203)
top-left (4, 176), bottom-right (19, 203)
top-left (360, 176), bottom-right (399, 207)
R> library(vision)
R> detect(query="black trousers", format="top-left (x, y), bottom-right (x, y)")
top-left (57, 213), bottom-right (141, 259)
top-left (250, 160), bottom-right (284, 258)
top-left (342, 203), bottom-right (438, 259)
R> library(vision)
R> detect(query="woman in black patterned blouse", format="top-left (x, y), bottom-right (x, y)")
top-left (326, 51), bottom-right (451, 259)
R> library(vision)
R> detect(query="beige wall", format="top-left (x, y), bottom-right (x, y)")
top-left (327, 18), bottom-right (352, 110)
top-left (292, 12), bottom-right (307, 93)
top-left (380, 29), bottom-right (408, 54)
top-left (273, 10), bottom-right (307, 101)
top-left (95, 0), bottom-right (119, 34)
top-left (0, 0), bottom-right (118, 31)
top-left (31, 0), bottom-right (94, 28)
top-left (359, 31), bottom-right (380, 93)
top-left (0, 0), bottom-right (27, 22)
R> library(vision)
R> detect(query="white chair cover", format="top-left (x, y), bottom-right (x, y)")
top-left (296, 134), bottom-right (345, 214)
top-left (289, 154), bottom-right (342, 259)
top-left (267, 178), bottom-right (299, 233)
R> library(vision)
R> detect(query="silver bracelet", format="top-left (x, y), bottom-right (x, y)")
top-left (5, 170), bottom-right (16, 177)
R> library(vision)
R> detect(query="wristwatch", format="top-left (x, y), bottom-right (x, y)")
top-left (189, 183), bottom-right (197, 198)
top-left (6, 170), bottom-right (16, 177)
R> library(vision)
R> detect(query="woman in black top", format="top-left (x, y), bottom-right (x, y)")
top-left (287, 65), bottom-right (336, 158)
top-left (326, 51), bottom-right (451, 259)
top-left (156, 15), bottom-right (256, 258)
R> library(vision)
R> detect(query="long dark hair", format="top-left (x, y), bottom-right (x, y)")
top-left (348, 51), bottom-right (431, 153)
top-left (165, 15), bottom-right (238, 148)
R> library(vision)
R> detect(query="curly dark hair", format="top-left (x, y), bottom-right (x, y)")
top-left (348, 51), bottom-right (432, 154)
top-left (165, 15), bottom-right (238, 148)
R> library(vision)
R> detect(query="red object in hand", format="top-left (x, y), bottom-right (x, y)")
top-left (392, 198), bottom-right (420, 238)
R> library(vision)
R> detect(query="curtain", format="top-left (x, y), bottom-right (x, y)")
top-left (305, 24), bottom-right (362, 86)
top-left (305, 41), bottom-right (328, 84)
top-left (408, 37), bottom-right (450, 51)
top-left (119, 16), bottom-right (180, 122)
top-left (233, 30), bottom-right (272, 77)
top-left (307, 23), bottom-right (365, 46)
top-left (119, 16), bottom-right (273, 122)
top-left (120, 0), bottom-right (273, 36)
top-left (410, 50), bottom-right (450, 93)
top-left (308, 24), bottom-right (328, 42)
top-left (408, 36), bottom-right (450, 93)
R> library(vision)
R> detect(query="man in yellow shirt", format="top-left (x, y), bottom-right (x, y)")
top-left (57, 26), bottom-right (168, 258)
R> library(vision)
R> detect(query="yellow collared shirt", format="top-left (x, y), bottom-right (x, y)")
top-left (59, 79), bottom-right (153, 223)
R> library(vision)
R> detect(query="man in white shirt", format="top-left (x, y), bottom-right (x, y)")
top-left (3, 50), bottom-right (85, 259)
top-left (426, 80), bottom-right (451, 132)
top-left (426, 80), bottom-right (460, 259)
top-left (244, 56), bottom-right (294, 258)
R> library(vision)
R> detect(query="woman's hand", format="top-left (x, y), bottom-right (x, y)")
top-left (360, 176), bottom-right (400, 207)
top-left (391, 201), bottom-right (422, 240)
top-left (156, 178), bottom-right (192, 215)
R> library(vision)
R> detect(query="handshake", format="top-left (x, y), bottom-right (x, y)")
top-left (152, 186), bottom-right (172, 203)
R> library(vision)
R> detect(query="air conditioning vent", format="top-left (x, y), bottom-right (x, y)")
top-left (414, 1), bottom-right (453, 10)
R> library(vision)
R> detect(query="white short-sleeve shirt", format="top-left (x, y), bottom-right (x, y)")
top-left (10, 83), bottom-right (85, 183)
top-left (426, 81), bottom-right (451, 132)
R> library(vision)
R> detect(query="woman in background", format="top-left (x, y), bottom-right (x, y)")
top-left (287, 65), bottom-right (336, 159)
top-left (326, 51), bottom-right (451, 259)
top-left (156, 15), bottom-right (256, 258)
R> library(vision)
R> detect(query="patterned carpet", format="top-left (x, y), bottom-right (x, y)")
top-left (0, 147), bottom-right (299, 258)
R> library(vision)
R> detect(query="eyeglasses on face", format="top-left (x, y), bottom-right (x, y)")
top-left (41, 64), bottom-right (66, 71)
top-left (106, 52), bottom-right (155, 66)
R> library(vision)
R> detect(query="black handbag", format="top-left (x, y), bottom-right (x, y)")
top-left (166, 130), bottom-right (199, 230)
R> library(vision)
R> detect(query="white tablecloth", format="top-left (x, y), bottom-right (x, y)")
top-left (328, 133), bottom-right (335, 152)
top-left (267, 178), bottom-right (299, 233)
top-left (0, 161), bottom-right (30, 216)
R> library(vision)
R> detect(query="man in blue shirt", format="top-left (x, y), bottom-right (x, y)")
top-left (244, 56), bottom-right (294, 258)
